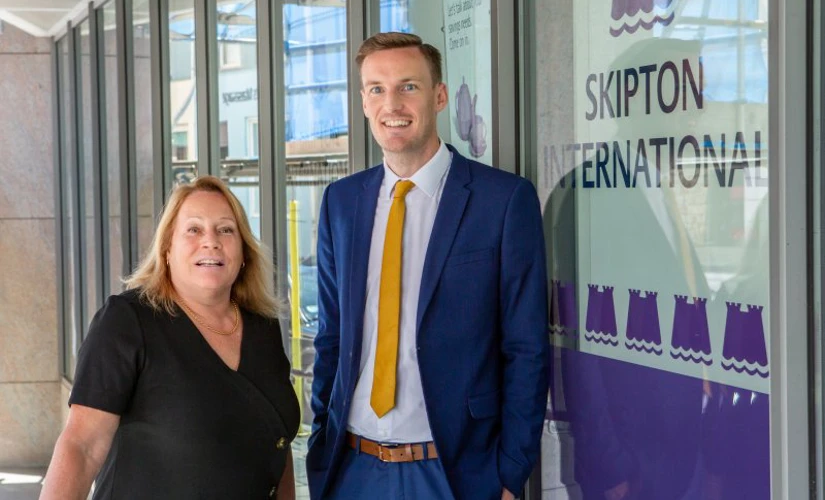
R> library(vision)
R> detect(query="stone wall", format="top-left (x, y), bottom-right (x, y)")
top-left (0, 22), bottom-right (61, 467)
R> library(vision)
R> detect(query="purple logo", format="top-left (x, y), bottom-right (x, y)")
top-left (610, 0), bottom-right (676, 37)
top-left (625, 289), bottom-right (662, 354)
top-left (670, 295), bottom-right (712, 365)
top-left (721, 302), bottom-right (769, 378)
top-left (550, 280), bottom-right (578, 336)
top-left (584, 284), bottom-right (618, 346)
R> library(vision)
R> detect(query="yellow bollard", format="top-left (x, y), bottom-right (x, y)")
top-left (288, 200), bottom-right (306, 431)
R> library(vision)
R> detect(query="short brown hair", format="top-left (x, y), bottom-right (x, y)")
top-left (356, 32), bottom-right (442, 85)
top-left (124, 175), bottom-right (279, 319)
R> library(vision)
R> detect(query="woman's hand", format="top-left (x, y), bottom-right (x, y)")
top-left (276, 448), bottom-right (296, 499)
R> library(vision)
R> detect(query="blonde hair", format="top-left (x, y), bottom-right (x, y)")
top-left (124, 176), bottom-right (278, 318)
top-left (356, 32), bottom-right (443, 85)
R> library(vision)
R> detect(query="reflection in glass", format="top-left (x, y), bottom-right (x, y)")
top-left (377, 0), bottom-right (454, 156)
top-left (103, 1), bottom-right (123, 294)
top-left (59, 36), bottom-right (78, 380)
top-left (79, 19), bottom-right (98, 330)
top-left (170, 0), bottom-right (197, 185)
top-left (216, 1), bottom-right (260, 236)
top-left (380, 0), bottom-right (409, 32)
top-left (282, 4), bottom-right (349, 497)
top-left (133, 0), bottom-right (155, 261)
top-left (532, 0), bottom-right (770, 498)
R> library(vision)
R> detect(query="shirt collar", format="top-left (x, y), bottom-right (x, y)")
top-left (382, 141), bottom-right (452, 199)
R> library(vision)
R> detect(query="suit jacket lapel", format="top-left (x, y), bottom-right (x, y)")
top-left (417, 151), bottom-right (471, 333)
top-left (348, 167), bottom-right (383, 369)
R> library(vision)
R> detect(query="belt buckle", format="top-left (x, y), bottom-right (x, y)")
top-left (377, 442), bottom-right (404, 462)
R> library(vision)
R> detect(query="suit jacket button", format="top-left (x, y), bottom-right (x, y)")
top-left (276, 437), bottom-right (287, 449)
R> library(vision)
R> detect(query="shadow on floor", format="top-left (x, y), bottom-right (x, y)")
top-left (0, 469), bottom-right (45, 500)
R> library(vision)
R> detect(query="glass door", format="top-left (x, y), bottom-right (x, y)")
top-left (281, 3), bottom-right (350, 498)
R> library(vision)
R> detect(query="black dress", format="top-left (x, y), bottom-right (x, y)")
top-left (69, 289), bottom-right (300, 499)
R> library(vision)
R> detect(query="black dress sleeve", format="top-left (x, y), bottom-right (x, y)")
top-left (69, 294), bottom-right (145, 415)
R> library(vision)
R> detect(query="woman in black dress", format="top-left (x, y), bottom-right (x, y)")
top-left (41, 176), bottom-right (300, 499)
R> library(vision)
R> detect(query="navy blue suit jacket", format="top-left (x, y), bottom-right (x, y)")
top-left (306, 146), bottom-right (550, 499)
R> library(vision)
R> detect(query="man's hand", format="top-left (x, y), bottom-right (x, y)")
top-left (501, 488), bottom-right (515, 500)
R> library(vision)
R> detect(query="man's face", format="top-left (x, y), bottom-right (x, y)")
top-left (360, 46), bottom-right (447, 164)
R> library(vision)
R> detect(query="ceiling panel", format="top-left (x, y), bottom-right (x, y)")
top-left (0, 0), bottom-right (86, 37)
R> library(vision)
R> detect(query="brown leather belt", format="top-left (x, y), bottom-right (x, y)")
top-left (347, 432), bottom-right (438, 463)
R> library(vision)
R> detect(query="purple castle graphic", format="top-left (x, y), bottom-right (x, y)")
top-left (625, 289), bottom-right (662, 355)
top-left (721, 302), bottom-right (769, 378)
top-left (670, 295), bottom-right (712, 365)
top-left (584, 284), bottom-right (618, 346)
top-left (610, 0), bottom-right (675, 37)
top-left (550, 280), bottom-right (578, 336)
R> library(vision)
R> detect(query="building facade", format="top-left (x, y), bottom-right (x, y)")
top-left (1, 0), bottom-right (823, 498)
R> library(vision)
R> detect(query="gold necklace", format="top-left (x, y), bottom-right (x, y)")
top-left (178, 299), bottom-right (240, 336)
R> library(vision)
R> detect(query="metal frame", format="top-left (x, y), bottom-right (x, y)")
top-left (89, 2), bottom-right (108, 307)
top-left (769, 0), bottom-right (811, 497)
top-left (257, 0), bottom-right (287, 300)
top-left (195, 0), bottom-right (219, 176)
top-left (518, 9), bottom-right (539, 497)
top-left (347, 2), bottom-right (369, 172)
top-left (52, 36), bottom-right (67, 379)
top-left (150, 0), bottom-right (170, 209)
top-left (363, 0), bottom-right (383, 168)
top-left (816, 0), bottom-right (825, 494)
top-left (813, 0), bottom-right (825, 494)
top-left (118, 0), bottom-right (138, 274)
top-left (517, 0), bottom-right (535, 185)
top-left (68, 21), bottom-right (85, 360)
top-left (490, 0), bottom-right (518, 174)
top-left (807, 0), bottom-right (820, 495)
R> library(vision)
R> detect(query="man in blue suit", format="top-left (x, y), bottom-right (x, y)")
top-left (307, 32), bottom-right (549, 500)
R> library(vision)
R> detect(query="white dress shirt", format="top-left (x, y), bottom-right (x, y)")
top-left (347, 141), bottom-right (452, 443)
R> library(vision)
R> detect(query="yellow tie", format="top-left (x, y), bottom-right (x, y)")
top-left (371, 179), bottom-right (416, 418)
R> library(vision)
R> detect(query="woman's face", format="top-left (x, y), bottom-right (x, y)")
top-left (167, 190), bottom-right (244, 302)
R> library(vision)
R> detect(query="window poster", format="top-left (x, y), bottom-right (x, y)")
top-left (442, 0), bottom-right (494, 165)
top-left (536, 1), bottom-right (770, 498)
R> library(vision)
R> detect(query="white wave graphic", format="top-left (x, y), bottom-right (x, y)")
top-left (625, 338), bottom-right (663, 355)
top-left (669, 346), bottom-right (713, 365)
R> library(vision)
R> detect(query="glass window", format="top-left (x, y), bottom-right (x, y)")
top-left (380, 0), bottom-right (409, 32)
top-left (79, 19), bottom-right (98, 330)
top-left (102, 1), bottom-right (123, 294)
top-left (378, 0), bottom-right (492, 163)
top-left (282, 3), bottom-right (350, 497)
top-left (58, 35), bottom-right (78, 380)
top-left (217, 0), bottom-right (261, 237)
top-left (170, 0), bottom-right (197, 185)
top-left (219, 40), bottom-right (242, 69)
top-left (246, 117), bottom-right (258, 158)
top-left (172, 131), bottom-right (189, 161)
top-left (530, 1), bottom-right (770, 498)
top-left (219, 120), bottom-right (229, 160)
top-left (133, 0), bottom-right (155, 260)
